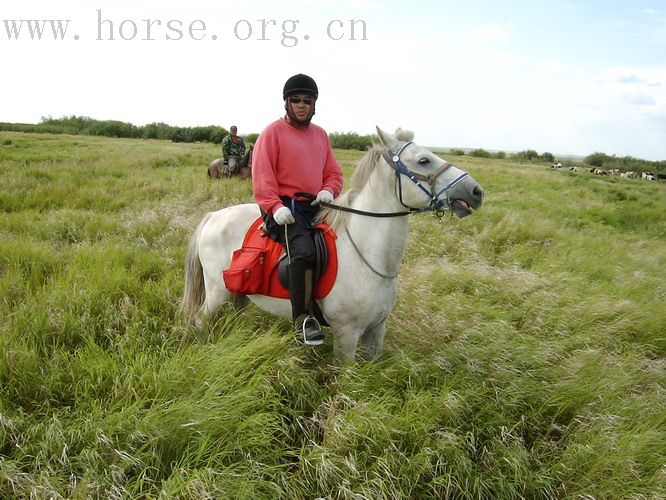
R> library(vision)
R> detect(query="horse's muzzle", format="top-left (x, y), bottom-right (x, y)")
top-left (449, 180), bottom-right (484, 218)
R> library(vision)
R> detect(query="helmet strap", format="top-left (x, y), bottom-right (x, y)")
top-left (284, 100), bottom-right (316, 127)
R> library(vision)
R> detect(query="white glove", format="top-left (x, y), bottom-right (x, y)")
top-left (273, 206), bottom-right (295, 225)
top-left (311, 189), bottom-right (334, 206)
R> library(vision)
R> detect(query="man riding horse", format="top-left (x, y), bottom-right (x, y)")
top-left (251, 74), bottom-right (344, 345)
top-left (220, 125), bottom-right (246, 176)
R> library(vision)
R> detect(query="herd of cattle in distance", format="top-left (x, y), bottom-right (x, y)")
top-left (551, 162), bottom-right (664, 181)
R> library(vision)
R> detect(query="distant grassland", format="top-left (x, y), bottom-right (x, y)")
top-left (0, 132), bottom-right (664, 499)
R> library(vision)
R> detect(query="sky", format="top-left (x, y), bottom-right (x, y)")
top-left (2, 0), bottom-right (666, 160)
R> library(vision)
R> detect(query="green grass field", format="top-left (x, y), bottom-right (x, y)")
top-left (1, 132), bottom-right (664, 499)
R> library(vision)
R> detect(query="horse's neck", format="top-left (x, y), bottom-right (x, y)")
top-left (345, 168), bottom-right (410, 275)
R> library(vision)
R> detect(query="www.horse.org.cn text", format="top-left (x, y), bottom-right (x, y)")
top-left (1, 10), bottom-right (368, 47)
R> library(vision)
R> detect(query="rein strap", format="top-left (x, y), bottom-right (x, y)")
top-left (294, 192), bottom-right (411, 218)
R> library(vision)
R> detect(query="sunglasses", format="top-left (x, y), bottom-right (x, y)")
top-left (288, 96), bottom-right (314, 105)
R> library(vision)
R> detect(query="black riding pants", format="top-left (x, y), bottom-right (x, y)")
top-left (262, 197), bottom-right (318, 320)
top-left (263, 197), bottom-right (317, 267)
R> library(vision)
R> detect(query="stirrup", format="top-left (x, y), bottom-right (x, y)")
top-left (300, 315), bottom-right (324, 346)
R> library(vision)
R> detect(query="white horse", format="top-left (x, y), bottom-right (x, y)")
top-left (182, 127), bottom-right (484, 363)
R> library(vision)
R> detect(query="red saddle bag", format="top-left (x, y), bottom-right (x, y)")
top-left (222, 217), bottom-right (338, 298)
top-left (222, 247), bottom-right (266, 295)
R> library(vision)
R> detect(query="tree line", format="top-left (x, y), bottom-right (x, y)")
top-left (583, 151), bottom-right (665, 174)
top-left (0, 116), bottom-right (372, 150)
top-left (1, 117), bottom-right (662, 168)
top-left (0, 116), bottom-right (232, 144)
top-left (456, 147), bottom-right (664, 173)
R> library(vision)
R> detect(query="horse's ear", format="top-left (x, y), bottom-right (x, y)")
top-left (375, 126), bottom-right (399, 150)
top-left (394, 128), bottom-right (414, 142)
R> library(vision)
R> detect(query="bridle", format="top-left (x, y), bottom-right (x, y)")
top-left (382, 141), bottom-right (469, 215)
top-left (294, 142), bottom-right (472, 279)
top-left (297, 142), bottom-right (470, 219)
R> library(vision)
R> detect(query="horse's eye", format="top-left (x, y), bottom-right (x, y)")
top-left (418, 157), bottom-right (430, 165)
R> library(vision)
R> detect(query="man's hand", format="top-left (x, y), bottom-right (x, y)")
top-left (273, 206), bottom-right (295, 225)
top-left (311, 189), bottom-right (334, 206)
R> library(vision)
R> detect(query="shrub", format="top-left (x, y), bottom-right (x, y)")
top-left (585, 152), bottom-right (610, 168)
top-left (541, 152), bottom-right (555, 163)
top-left (469, 148), bottom-right (492, 158)
top-left (329, 132), bottom-right (373, 151)
top-left (245, 133), bottom-right (260, 145)
top-left (512, 149), bottom-right (540, 161)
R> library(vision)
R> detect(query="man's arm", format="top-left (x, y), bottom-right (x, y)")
top-left (251, 130), bottom-right (283, 215)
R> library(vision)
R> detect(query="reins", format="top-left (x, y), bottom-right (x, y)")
top-left (344, 227), bottom-right (398, 279)
top-left (294, 192), bottom-right (411, 217)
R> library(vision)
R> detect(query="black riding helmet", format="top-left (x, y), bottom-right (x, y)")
top-left (283, 73), bottom-right (318, 99)
top-left (283, 74), bottom-right (318, 126)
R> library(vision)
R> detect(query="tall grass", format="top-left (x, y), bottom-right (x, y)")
top-left (1, 132), bottom-right (664, 499)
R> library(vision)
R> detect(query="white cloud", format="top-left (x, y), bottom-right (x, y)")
top-left (535, 62), bottom-right (572, 79)
top-left (344, 0), bottom-right (381, 11)
top-left (622, 92), bottom-right (657, 106)
top-left (470, 23), bottom-right (508, 43)
top-left (601, 66), bottom-right (666, 105)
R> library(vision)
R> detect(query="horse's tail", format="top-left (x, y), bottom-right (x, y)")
top-left (180, 212), bottom-right (213, 324)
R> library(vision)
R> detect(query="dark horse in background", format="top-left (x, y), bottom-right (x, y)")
top-left (207, 146), bottom-right (253, 180)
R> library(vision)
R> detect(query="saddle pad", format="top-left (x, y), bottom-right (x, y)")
top-left (228, 216), bottom-right (338, 299)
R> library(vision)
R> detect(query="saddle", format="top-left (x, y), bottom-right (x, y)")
top-left (222, 216), bottom-right (338, 300)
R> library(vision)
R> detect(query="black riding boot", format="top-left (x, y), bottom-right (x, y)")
top-left (287, 263), bottom-right (324, 346)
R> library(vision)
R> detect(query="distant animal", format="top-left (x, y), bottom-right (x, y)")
top-left (569, 166), bottom-right (578, 173)
top-left (592, 168), bottom-right (607, 176)
top-left (622, 171), bottom-right (637, 179)
top-left (551, 162), bottom-right (562, 169)
top-left (642, 171), bottom-right (655, 181)
top-left (657, 173), bottom-right (666, 181)
top-left (181, 127), bottom-right (484, 363)
top-left (208, 147), bottom-right (253, 179)
top-left (609, 169), bottom-right (621, 176)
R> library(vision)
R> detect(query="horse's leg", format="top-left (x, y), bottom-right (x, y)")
top-left (332, 326), bottom-right (362, 364)
top-left (238, 166), bottom-right (251, 180)
top-left (208, 162), bottom-right (220, 179)
top-left (360, 321), bottom-right (386, 361)
top-left (194, 277), bottom-right (230, 328)
top-left (227, 157), bottom-right (239, 177)
top-left (239, 151), bottom-right (249, 168)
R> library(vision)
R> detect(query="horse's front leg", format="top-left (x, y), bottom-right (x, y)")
top-left (332, 326), bottom-right (363, 364)
top-left (360, 320), bottom-right (386, 361)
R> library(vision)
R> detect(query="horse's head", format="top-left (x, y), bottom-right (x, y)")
top-left (376, 127), bottom-right (484, 217)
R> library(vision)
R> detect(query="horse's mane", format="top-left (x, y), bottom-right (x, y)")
top-left (315, 146), bottom-right (383, 232)
top-left (315, 128), bottom-right (414, 232)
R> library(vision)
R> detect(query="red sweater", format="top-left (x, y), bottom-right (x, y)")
top-left (252, 118), bottom-right (343, 215)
